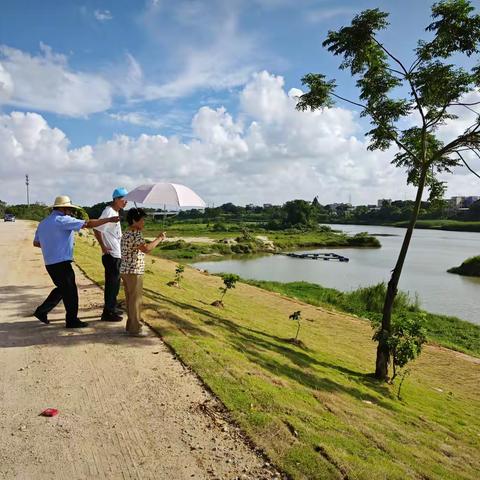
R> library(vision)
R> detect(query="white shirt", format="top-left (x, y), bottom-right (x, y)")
top-left (94, 206), bottom-right (122, 259)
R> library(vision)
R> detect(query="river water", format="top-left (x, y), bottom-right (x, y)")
top-left (193, 224), bottom-right (480, 325)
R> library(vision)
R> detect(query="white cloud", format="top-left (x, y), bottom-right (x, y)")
top-left (0, 44), bottom-right (112, 117)
top-left (136, 1), bottom-right (266, 100)
top-left (109, 112), bottom-right (166, 129)
top-left (94, 9), bottom-right (113, 21)
top-left (1, 71), bottom-right (477, 207)
top-left (0, 63), bottom-right (13, 102)
top-left (306, 7), bottom-right (358, 23)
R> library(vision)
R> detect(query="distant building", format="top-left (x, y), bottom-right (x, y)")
top-left (449, 196), bottom-right (464, 208)
top-left (377, 199), bottom-right (392, 207)
top-left (446, 196), bottom-right (480, 211)
top-left (464, 196), bottom-right (480, 207)
top-left (263, 203), bottom-right (273, 208)
top-left (326, 203), bottom-right (353, 214)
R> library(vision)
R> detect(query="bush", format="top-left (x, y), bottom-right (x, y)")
top-left (372, 312), bottom-right (427, 381)
top-left (159, 240), bottom-right (188, 250)
top-left (447, 256), bottom-right (480, 277)
top-left (347, 232), bottom-right (381, 247)
top-left (346, 283), bottom-right (420, 315)
top-left (212, 223), bottom-right (229, 232)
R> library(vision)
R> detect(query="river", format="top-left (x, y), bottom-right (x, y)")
top-left (192, 224), bottom-right (480, 325)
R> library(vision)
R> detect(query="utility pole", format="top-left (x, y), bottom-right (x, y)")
top-left (25, 174), bottom-right (30, 207)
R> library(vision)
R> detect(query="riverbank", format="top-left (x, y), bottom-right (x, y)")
top-left (327, 218), bottom-right (480, 232)
top-left (74, 235), bottom-right (480, 480)
top-left (144, 222), bottom-right (380, 261)
top-left (241, 279), bottom-right (480, 357)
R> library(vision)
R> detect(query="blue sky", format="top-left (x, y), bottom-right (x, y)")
top-left (0, 0), bottom-right (479, 206)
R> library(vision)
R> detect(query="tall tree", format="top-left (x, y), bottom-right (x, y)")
top-left (297, 0), bottom-right (480, 380)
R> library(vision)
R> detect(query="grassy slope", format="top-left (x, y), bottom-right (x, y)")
top-left (241, 280), bottom-right (480, 358)
top-left (75, 238), bottom-right (480, 480)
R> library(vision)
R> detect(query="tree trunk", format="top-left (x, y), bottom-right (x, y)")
top-left (375, 165), bottom-right (429, 380)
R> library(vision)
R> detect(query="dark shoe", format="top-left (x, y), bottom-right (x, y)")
top-left (66, 320), bottom-right (89, 329)
top-left (101, 312), bottom-right (123, 322)
top-left (33, 310), bottom-right (49, 325)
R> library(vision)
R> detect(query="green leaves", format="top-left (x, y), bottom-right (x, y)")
top-left (411, 62), bottom-right (474, 123)
top-left (174, 264), bottom-right (185, 283)
top-left (289, 310), bottom-right (302, 322)
top-left (323, 9), bottom-right (390, 75)
top-left (296, 74), bottom-right (336, 111)
top-left (372, 312), bottom-right (427, 380)
top-left (298, 0), bottom-right (480, 169)
top-left (222, 273), bottom-right (240, 291)
top-left (391, 129), bottom-right (459, 199)
top-left (418, 0), bottom-right (480, 60)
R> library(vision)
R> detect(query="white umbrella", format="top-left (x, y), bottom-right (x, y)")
top-left (125, 183), bottom-right (206, 208)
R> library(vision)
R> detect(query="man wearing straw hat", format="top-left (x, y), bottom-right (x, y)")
top-left (33, 195), bottom-right (120, 329)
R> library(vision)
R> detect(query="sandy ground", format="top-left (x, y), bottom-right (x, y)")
top-left (0, 221), bottom-right (283, 480)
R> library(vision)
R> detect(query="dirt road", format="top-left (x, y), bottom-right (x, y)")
top-left (0, 221), bottom-right (281, 480)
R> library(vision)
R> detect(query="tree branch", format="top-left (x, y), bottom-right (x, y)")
top-left (426, 104), bottom-right (450, 129)
top-left (330, 92), bottom-right (420, 162)
top-left (461, 105), bottom-right (480, 116)
top-left (330, 92), bottom-right (367, 110)
top-left (438, 129), bottom-right (480, 157)
top-left (371, 37), bottom-right (427, 127)
top-left (456, 151), bottom-right (480, 180)
top-left (450, 101), bottom-right (480, 106)
top-left (408, 55), bottom-right (423, 75)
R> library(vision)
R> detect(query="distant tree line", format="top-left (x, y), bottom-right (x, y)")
top-left (176, 197), bottom-right (480, 227)
top-left (3, 197), bottom-right (480, 227)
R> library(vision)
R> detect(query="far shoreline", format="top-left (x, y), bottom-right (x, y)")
top-left (324, 219), bottom-right (480, 233)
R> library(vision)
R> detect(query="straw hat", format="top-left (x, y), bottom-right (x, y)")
top-left (51, 195), bottom-right (81, 209)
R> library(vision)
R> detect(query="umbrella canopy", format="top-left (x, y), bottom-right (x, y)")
top-left (124, 183), bottom-right (206, 208)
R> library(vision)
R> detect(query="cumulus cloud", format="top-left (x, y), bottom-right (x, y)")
top-left (0, 71), bottom-right (476, 207)
top-left (0, 43), bottom-right (112, 117)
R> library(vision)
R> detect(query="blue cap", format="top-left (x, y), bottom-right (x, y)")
top-left (112, 187), bottom-right (128, 199)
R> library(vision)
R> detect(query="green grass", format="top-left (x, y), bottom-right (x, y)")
top-left (143, 220), bottom-right (380, 261)
top-left (448, 256), bottom-right (480, 277)
top-left (391, 219), bottom-right (480, 232)
top-left (75, 237), bottom-right (480, 480)
top-left (241, 280), bottom-right (480, 358)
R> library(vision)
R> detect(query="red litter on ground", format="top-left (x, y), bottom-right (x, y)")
top-left (40, 408), bottom-right (59, 417)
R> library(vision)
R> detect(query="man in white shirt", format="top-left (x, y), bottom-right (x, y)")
top-left (94, 187), bottom-right (128, 321)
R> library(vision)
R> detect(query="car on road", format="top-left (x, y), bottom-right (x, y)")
top-left (4, 214), bottom-right (16, 222)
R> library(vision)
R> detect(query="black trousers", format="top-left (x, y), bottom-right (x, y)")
top-left (36, 261), bottom-right (78, 325)
top-left (102, 254), bottom-right (121, 314)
